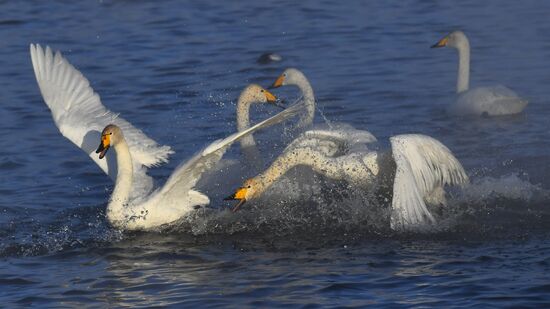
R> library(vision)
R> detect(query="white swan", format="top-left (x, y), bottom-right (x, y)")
top-left (236, 84), bottom-right (286, 165)
top-left (271, 68), bottom-right (315, 128)
top-left (226, 132), bottom-right (468, 231)
top-left (432, 30), bottom-right (528, 116)
top-left (237, 68), bottom-right (316, 153)
top-left (236, 68), bottom-right (316, 166)
top-left (270, 69), bottom-right (378, 165)
top-left (30, 43), bottom-right (304, 230)
top-left (269, 69), bottom-right (377, 175)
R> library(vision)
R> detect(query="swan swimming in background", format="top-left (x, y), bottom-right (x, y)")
top-left (432, 30), bottom-right (528, 116)
top-left (30, 43), bottom-right (303, 230)
top-left (226, 132), bottom-right (469, 231)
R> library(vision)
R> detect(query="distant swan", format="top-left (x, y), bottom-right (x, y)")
top-left (226, 132), bottom-right (468, 231)
top-left (30, 44), bottom-right (303, 230)
top-left (432, 30), bottom-right (527, 116)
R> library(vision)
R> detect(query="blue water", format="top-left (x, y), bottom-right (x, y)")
top-left (2, 0), bottom-right (550, 307)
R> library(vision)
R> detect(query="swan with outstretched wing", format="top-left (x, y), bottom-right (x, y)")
top-left (31, 44), bottom-right (173, 196)
top-left (31, 43), bottom-right (304, 230)
top-left (226, 131), bottom-right (468, 231)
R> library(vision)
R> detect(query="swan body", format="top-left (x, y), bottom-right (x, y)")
top-left (284, 124), bottom-right (377, 156)
top-left (432, 30), bottom-right (527, 116)
top-left (227, 132), bottom-right (468, 231)
top-left (31, 43), bottom-right (304, 230)
top-left (452, 85), bottom-right (527, 116)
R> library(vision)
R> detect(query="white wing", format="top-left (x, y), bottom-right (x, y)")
top-left (30, 44), bottom-right (173, 194)
top-left (303, 126), bottom-right (377, 145)
top-left (390, 134), bottom-right (469, 231)
top-left (155, 101), bottom-right (306, 206)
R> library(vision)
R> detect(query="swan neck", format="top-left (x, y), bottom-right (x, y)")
top-left (236, 93), bottom-right (255, 148)
top-left (256, 150), bottom-right (301, 193)
top-left (456, 39), bottom-right (470, 93)
top-left (107, 138), bottom-right (133, 224)
top-left (295, 78), bottom-right (315, 127)
top-left (255, 147), bottom-right (334, 195)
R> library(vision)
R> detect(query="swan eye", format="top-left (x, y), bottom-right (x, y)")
top-left (261, 89), bottom-right (264, 93)
top-left (109, 132), bottom-right (112, 135)
top-left (283, 73), bottom-right (287, 77)
top-left (247, 185), bottom-right (251, 188)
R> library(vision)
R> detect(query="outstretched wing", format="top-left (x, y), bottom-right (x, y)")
top-left (156, 101), bottom-right (306, 206)
top-left (390, 134), bottom-right (469, 231)
top-left (30, 44), bottom-right (173, 194)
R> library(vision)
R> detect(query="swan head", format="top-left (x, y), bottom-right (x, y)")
top-left (239, 84), bottom-right (278, 106)
top-left (431, 30), bottom-right (468, 49)
top-left (95, 124), bottom-right (123, 159)
top-left (224, 178), bottom-right (260, 212)
top-left (271, 68), bottom-right (306, 88)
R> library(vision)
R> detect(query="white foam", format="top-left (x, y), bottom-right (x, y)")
top-left (458, 173), bottom-right (542, 202)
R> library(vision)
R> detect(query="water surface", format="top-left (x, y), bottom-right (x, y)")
top-left (2, 0), bottom-right (550, 307)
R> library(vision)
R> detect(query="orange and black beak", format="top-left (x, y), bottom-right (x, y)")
top-left (431, 36), bottom-right (449, 48)
top-left (95, 134), bottom-right (111, 159)
top-left (224, 186), bottom-right (248, 212)
top-left (269, 74), bottom-right (285, 89)
top-left (264, 89), bottom-right (277, 102)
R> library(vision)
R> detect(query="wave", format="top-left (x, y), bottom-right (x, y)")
top-left (173, 172), bottom-right (550, 240)
top-left (2, 172), bottom-right (549, 258)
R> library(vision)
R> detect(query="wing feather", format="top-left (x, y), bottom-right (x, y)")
top-left (303, 126), bottom-right (377, 145)
top-left (30, 44), bottom-right (173, 182)
top-left (156, 101), bottom-right (306, 205)
top-left (287, 125), bottom-right (377, 156)
top-left (390, 134), bottom-right (469, 230)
